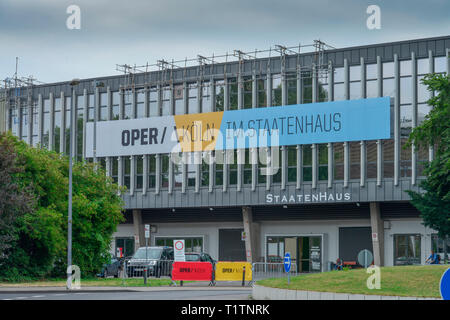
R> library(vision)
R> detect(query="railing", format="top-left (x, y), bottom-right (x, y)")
top-left (251, 262), bottom-right (298, 282)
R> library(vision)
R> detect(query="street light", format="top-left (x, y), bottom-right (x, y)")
top-left (67, 78), bottom-right (80, 290)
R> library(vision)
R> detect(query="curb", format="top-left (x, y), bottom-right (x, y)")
top-left (252, 285), bottom-right (441, 300)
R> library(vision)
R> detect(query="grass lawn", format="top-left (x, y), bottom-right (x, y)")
top-left (257, 265), bottom-right (449, 298)
top-left (0, 277), bottom-right (178, 287)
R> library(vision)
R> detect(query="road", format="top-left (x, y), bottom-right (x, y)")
top-left (0, 288), bottom-right (251, 300)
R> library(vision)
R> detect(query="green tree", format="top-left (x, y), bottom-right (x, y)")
top-left (0, 132), bottom-right (125, 280)
top-left (406, 73), bottom-right (450, 239)
top-left (0, 133), bottom-right (36, 268)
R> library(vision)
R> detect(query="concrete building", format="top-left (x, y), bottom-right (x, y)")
top-left (1, 36), bottom-right (449, 271)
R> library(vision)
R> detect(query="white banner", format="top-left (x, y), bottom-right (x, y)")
top-left (86, 116), bottom-right (179, 158)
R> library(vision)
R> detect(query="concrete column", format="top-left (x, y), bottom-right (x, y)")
top-left (133, 209), bottom-right (145, 250)
top-left (242, 206), bottom-right (260, 264)
top-left (311, 64), bottom-right (317, 189)
top-left (82, 89), bottom-right (88, 160)
top-left (49, 92), bottom-right (54, 151)
top-left (411, 51), bottom-right (418, 186)
top-left (394, 54), bottom-right (400, 186)
top-left (60, 92), bottom-right (65, 155)
top-left (370, 202), bottom-right (384, 266)
top-left (376, 56), bottom-right (383, 187)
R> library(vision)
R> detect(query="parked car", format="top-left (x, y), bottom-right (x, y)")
top-left (126, 246), bottom-right (173, 278)
top-left (97, 256), bottom-right (123, 278)
top-left (185, 252), bottom-right (216, 266)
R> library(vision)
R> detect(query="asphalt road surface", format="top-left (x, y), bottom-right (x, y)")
top-left (0, 289), bottom-right (251, 300)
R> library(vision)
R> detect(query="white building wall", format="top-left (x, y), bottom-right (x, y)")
top-left (112, 217), bottom-right (436, 268)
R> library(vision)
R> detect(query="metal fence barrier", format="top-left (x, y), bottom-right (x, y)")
top-left (251, 262), bottom-right (298, 283)
top-left (122, 259), bottom-right (174, 280)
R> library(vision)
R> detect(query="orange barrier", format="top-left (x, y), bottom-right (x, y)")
top-left (171, 261), bottom-right (213, 281)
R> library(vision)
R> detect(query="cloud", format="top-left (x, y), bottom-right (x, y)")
top-left (0, 0), bottom-right (448, 83)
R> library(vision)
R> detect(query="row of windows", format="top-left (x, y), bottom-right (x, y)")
top-left (9, 56), bottom-right (446, 189)
top-left (102, 138), bottom-right (429, 191)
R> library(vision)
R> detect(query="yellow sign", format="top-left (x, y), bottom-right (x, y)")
top-left (215, 262), bottom-right (252, 281)
top-left (173, 112), bottom-right (224, 152)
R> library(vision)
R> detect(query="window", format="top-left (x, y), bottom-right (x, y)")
top-left (148, 155), bottom-right (156, 189)
top-left (243, 77), bottom-right (252, 109)
top-left (350, 81), bottom-right (361, 100)
top-left (366, 64), bottom-right (377, 80)
top-left (115, 238), bottom-right (135, 258)
top-left (417, 58), bottom-right (429, 75)
top-left (215, 80), bottom-right (225, 111)
top-left (302, 72), bottom-right (312, 103)
top-left (318, 144), bottom-right (328, 181)
top-left (258, 148), bottom-right (267, 184)
top-left (201, 153), bottom-right (210, 187)
top-left (155, 237), bottom-right (203, 253)
top-left (243, 149), bottom-right (252, 185)
top-left (434, 56), bottom-right (446, 73)
top-left (20, 103), bottom-right (28, 142)
top-left (383, 78), bottom-right (395, 98)
top-left (366, 80), bottom-right (378, 98)
top-left (136, 89), bottom-right (145, 118)
top-left (111, 158), bottom-right (118, 184)
top-left (31, 101), bottom-right (39, 146)
top-left (400, 60), bottom-right (411, 76)
top-left (64, 96), bottom-right (72, 154)
top-left (124, 90), bottom-right (133, 119)
top-left (349, 142), bottom-right (360, 180)
top-left (383, 62), bottom-right (394, 78)
top-left (271, 148), bottom-right (282, 184)
top-left (287, 146), bottom-right (297, 183)
top-left (215, 151), bottom-right (224, 186)
top-left (149, 88), bottom-right (159, 117)
top-left (333, 143), bottom-right (344, 180)
top-left (188, 83), bottom-right (198, 114)
top-left (161, 86), bottom-right (171, 116)
top-left (76, 95), bottom-right (84, 161)
top-left (136, 156), bottom-right (143, 190)
top-left (201, 82), bottom-right (212, 113)
top-left (318, 77), bottom-right (328, 102)
top-left (112, 91), bottom-right (120, 120)
top-left (257, 78), bottom-right (267, 107)
top-left (349, 65), bottom-right (361, 81)
top-left (302, 145), bottom-right (312, 182)
top-left (383, 140), bottom-right (394, 178)
top-left (394, 234), bottom-right (421, 265)
top-left (229, 150), bottom-right (237, 185)
top-left (400, 75), bottom-right (412, 104)
top-left (161, 154), bottom-right (170, 188)
top-left (173, 153), bottom-right (183, 189)
top-left (124, 157), bottom-right (131, 190)
top-left (186, 153), bottom-right (196, 187)
top-left (228, 78), bottom-right (238, 110)
top-left (87, 94), bottom-right (94, 121)
top-left (366, 141), bottom-right (377, 179)
top-left (272, 74), bottom-right (282, 106)
top-left (417, 144), bottom-right (428, 177)
top-left (431, 234), bottom-right (450, 262)
top-left (99, 92), bottom-right (108, 121)
top-left (54, 97), bottom-right (61, 152)
top-left (174, 85), bottom-right (184, 115)
top-left (42, 98), bottom-right (50, 148)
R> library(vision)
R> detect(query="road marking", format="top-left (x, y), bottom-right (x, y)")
top-left (2, 299), bottom-right (13, 300)
top-left (53, 293), bottom-right (67, 296)
top-left (32, 295), bottom-right (45, 298)
top-left (15, 297), bottom-right (27, 299)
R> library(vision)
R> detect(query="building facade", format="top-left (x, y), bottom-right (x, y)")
top-left (2, 36), bottom-right (449, 271)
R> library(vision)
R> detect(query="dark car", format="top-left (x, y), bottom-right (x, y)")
top-left (185, 252), bottom-right (216, 266)
top-left (126, 246), bottom-right (173, 278)
top-left (97, 256), bottom-right (123, 278)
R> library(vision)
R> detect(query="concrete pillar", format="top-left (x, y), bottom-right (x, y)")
top-left (133, 209), bottom-right (145, 250)
top-left (370, 202), bottom-right (384, 266)
top-left (242, 206), bottom-right (260, 264)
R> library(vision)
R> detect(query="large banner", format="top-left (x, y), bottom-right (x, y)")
top-left (85, 97), bottom-right (391, 157)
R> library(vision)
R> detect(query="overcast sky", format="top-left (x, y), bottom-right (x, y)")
top-left (0, 0), bottom-right (449, 83)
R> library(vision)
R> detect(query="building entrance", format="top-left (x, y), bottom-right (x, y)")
top-left (266, 235), bottom-right (322, 272)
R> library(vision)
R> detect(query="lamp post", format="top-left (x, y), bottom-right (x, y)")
top-left (67, 78), bottom-right (80, 290)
